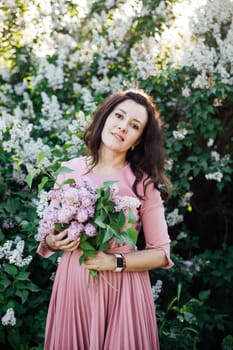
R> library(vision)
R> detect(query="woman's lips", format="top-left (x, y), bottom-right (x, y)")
top-left (111, 132), bottom-right (124, 142)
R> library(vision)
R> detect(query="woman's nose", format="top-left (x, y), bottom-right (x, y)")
top-left (118, 122), bottom-right (128, 132)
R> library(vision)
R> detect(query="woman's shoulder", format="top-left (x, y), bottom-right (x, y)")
top-left (62, 156), bottom-right (86, 170)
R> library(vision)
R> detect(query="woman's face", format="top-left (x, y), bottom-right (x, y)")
top-left (101, 99), bottom-right (148, 155)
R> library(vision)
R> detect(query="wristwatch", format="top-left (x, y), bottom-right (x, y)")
top-left (114, 254), bottom-right (125, 272)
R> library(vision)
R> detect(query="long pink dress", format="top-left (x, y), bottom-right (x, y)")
top-left (37, 157), bottom-right (174, 350)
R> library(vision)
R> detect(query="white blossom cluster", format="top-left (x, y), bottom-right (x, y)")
top-left (205, 150), bottom-right (231, 183)
top-left (180, 259), bottom-right (201, 277)
top-left (179, 192), bottom-right (193, 207)
top-left (0, 239), bottom-right (32, 267)
top-left (33, 190), bottom-right (49, 218)
top-left (166, 208), bottom-right (184, 227)
top-left (173, 128), bottom-right (188, 140)
top-left (151, 280), bottom-right (163, 302)
top-left (205, 171), bottom-right (223, 182)
top-left (1, 308), bottom-right (16, 327)
top-left (130, 0), bottom-right (233, 86)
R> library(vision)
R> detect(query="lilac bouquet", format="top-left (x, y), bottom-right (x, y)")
top-left (36, 179), bottom-right (141, 275)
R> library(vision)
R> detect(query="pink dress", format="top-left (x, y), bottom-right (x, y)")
top-left (37, 157), bottom-right (174, 350)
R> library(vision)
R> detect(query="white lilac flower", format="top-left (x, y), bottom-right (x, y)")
top-left (176, 231), bottom-right (188, 240)
top-left (213, 97), bottom-right (223, 107)
top-left (182, 86), bottom-right (191, 97)
top-left (211, 151), bottom-right (220, 162)
top-left (1, 308), bottom-right (16, 327)
top-left (34, 190), bottom-right (49, 218)
top-left (207, 138), bottom-right (214, 147)
top-left (0, 239), bottom-right (32, 267)
top-left (205, 171), bottom-right (223, 182)
top-left (166, 208), bottom-right (183, 227)
top-left (173, 128), bottom-right (188, 140)
top-left (14, 81), bottom-right (28, 95)
top-left (151, 280), bottom-right (163, 302)
top-left (40, 92), bottom-right (67, 132)
top-left (179, 192), bottom-right (193, 207)
top-left (164, 158), bottom-right (173, 171)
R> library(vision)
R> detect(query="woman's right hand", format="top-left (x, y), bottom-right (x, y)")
top-left (46, 229), bottom-right (80, 252)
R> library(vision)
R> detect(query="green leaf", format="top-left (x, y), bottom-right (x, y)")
top-left (4, 264), bottom-right (18, 276)
top-left (26, 169), bottom-right (37, 188)
top-left (54, 166), bottom-right (74, 176)
top-left (17, 271), bottom-right (30, 280)
top-left (15, 289), bottom-right (29, 303)
top-left (0, 279), bottom-right (11, 289)
top-left (120, 227), bottom-right (137, 246)
top-left (102, 225), bottom-right (115, 244)
top-left (128, 209), bottom-right (136, 224)
top-left (26, 283), bottom-right (41, 292)
top-left (61, 178), bottom-right (76, 185)
top-left (38, 176), bottom-right (49, 191)
top-left (79, 241), bottom-right (96, 251)
top-left (102, 180), bottom-right (117, 187)
top-left (94, 217), bottom-right (106, 228)
top-left (98, 241), bottom-right (109, 252)
top-left (37, 151), bottom-right (47, 163)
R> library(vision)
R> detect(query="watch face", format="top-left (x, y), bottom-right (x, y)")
top-left (116, 256), bottom-right (124, 268)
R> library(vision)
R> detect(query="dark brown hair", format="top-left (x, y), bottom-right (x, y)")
top-left (84, 89), bottom-right (172, 200)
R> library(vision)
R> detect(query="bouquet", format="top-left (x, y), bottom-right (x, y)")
top-left (36, 179), bottom-right (141, 275)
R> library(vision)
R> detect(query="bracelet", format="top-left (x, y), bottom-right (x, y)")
top-left (41, 233), bottom-right (58, 252)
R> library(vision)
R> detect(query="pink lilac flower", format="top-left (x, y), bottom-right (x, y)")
top-left (84, 223), bottom-right (97, 237)
top-left (57, 206), bottom-right (77, 223)
top-left (68, 221), bottom-right (84, 240)
top-left (62, 186), bottom-right (81, 205)
top-left (76, 208), bottom-right (89, 223)
top-left (114, 196), bottom-right (141, 212)
top-left (110, 183), bottom-right (119, 197)
top-left (86, 205), bottom-right (95, 217)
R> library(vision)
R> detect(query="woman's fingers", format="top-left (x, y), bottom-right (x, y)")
top-left (84, 252), bottom-right (115, 271)
top-left (62, 237), bottom-right (80, 252)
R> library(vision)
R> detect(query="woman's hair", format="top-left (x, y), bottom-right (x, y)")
top-left (84, 89), bottom-right (172, 200)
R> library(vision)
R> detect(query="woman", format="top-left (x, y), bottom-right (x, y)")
top-left (37, 89), bottom-right (174, 350)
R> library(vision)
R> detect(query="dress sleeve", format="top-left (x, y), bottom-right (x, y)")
top-left (140, 183), bottom-right (174, 269)
top-left (37, 242), bottom-right (56, 258)
top-left (36, 166), bottom-right (67, 258)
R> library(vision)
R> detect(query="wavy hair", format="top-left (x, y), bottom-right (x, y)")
top-left (84, 89), bottom-right (172, 200)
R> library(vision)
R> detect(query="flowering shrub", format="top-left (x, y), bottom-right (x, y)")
top-left (0, 0), bottom-right (232, 349)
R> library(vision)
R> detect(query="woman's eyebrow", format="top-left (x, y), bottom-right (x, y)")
top-left (118, 108), bottom-right (126, 114)
top-left (117, 108), bottom-right (142, 124)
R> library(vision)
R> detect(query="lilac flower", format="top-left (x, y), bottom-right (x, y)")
top-left (87, 205), bottom-right (95, 218)
top-left (84, 223), bottom-right (97, 237)
top-left (110, 183), bottom-right (119, 197)
top-left (68, 221), bottom-right (84, 240)
top-left (62, 186), bottom-right (81, 205)
top-left (57, 206), bottom-right (77, 223)
top-left (75, 208), bottom-right (89, 223)
top-left (114, 196), bottom-right (141, 212)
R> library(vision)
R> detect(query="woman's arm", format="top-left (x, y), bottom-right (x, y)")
top-left (84, 248), bottom-right (168, 272)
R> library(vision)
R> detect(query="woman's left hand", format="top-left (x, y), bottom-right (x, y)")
top-left (84, 251), bottom-right (115, 272)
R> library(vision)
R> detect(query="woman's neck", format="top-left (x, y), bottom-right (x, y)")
top-left (87, 150), bottom-right (128, 174)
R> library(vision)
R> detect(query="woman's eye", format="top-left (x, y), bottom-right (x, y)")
top-left (131, 123), bottom-right (139, 130)
top-left (115, 113), bottom-right (123, 119)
